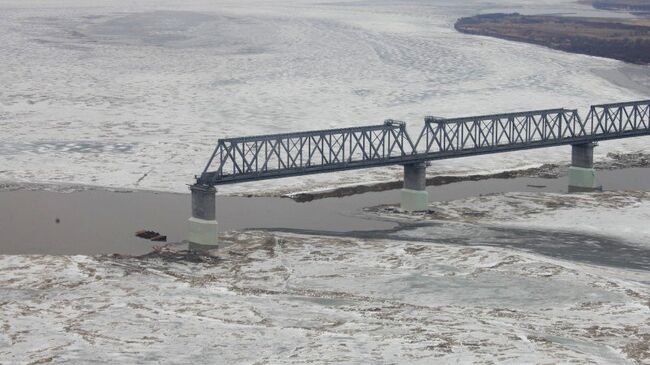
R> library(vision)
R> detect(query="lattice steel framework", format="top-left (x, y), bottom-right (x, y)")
top-left (197, 99), bottom-right (650, 186)
top-left (415, 108), bottom-right (584, 157)
top-left (197, 120), bottom-right (416, 185)
top-left (587, 100), bottom-right (650, 138)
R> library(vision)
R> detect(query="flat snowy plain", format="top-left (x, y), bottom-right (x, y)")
top-left (1, 0), bottom-right (650, 363)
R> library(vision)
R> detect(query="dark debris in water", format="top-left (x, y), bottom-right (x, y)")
top-left (600, 152), bottom-right (650, 169)
top-left (135, 230), bottom-right (167, 242)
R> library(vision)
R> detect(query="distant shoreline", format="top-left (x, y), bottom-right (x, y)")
top-left (455, 13), bottom-right (650, 65)
top-left (579, 0), bottom-right (650, 16)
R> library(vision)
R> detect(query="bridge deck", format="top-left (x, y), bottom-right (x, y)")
top-left (197, 100), bottom-right (650, 186)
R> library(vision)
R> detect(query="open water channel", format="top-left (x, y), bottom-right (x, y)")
top-left (3, 167), bottom-right (650, 258)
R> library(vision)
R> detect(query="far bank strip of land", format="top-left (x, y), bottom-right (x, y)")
top-left (455, 13), bottom-right (650, 64)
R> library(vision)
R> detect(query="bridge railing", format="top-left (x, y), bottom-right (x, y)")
top-left (415, 108), bottom-right (584, 155)
top-left (587, 100), bottom-right (650, 137)
top-left (197, 120), bottom-right (416, 185)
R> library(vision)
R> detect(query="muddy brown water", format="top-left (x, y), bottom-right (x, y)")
top-left (2, 167), bottom-right (650, 255)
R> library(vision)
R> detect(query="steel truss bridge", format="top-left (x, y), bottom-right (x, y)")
top-left (197, 99), bottom-right (650, 186)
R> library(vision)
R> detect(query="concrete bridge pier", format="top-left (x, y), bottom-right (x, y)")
top-left (401, 162), bottom-right (429, 211)
top-left (568, 142), bottom-right (601, 192)
top-left (188, 184), bottom-right (219, 251)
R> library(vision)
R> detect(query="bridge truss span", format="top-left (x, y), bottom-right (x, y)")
top-left (416, 108), bottom-right (585, 156)
top-left (588, 99), bottom-right (650, 138)
top-left (196, 99), bottom-right (650, 186)
top-left (198, 120), bottom-right (416, 185)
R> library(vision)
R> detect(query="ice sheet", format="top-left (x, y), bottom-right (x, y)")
top-left (425, 191), bottom-right (650, 248)
top-left (1, 231), bottom-right (648, 363)
top-left (0, 0), bottom-right (648, 195)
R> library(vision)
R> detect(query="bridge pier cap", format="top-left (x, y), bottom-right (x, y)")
top-left (401, 162), bottom-right (429, 212)
top-left (569, 142), bottom-right (601, 192)
top-left (188, 184), bottom-right (219, 251)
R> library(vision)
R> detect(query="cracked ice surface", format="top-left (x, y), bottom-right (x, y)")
top-left (1, 0), bottom-right (649, 195)
top-left (1, 232), bottom-right (649, 364)
top-left (403, 191), bottom-right (650, 248)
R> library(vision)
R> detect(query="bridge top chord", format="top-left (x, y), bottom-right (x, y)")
top-left (214, 120), bottom-right (407, 144)
top-left (590, 99), bottom-right (650, 109)
top-left (423, 108), bottom-right (574, 124)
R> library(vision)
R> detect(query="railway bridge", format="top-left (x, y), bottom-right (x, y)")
top-left (188, 99), bottom-right (650, 249)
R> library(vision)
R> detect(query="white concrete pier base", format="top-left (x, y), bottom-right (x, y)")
top-left (568, 166), bottom-right (601, 191)
top-left (188, 184), bottom-right (219, 251)
top-left (401, 162), bottom-right (429, 211)
top-left (188, 217), bottom-right (219, 251)
top-left (401, 188), bottom-right (429, 212)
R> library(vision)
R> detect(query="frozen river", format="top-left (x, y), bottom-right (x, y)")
top-left (1, 0), bottom-right (649, 195)
top-left (1, 1), bottom-right (650, 363)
